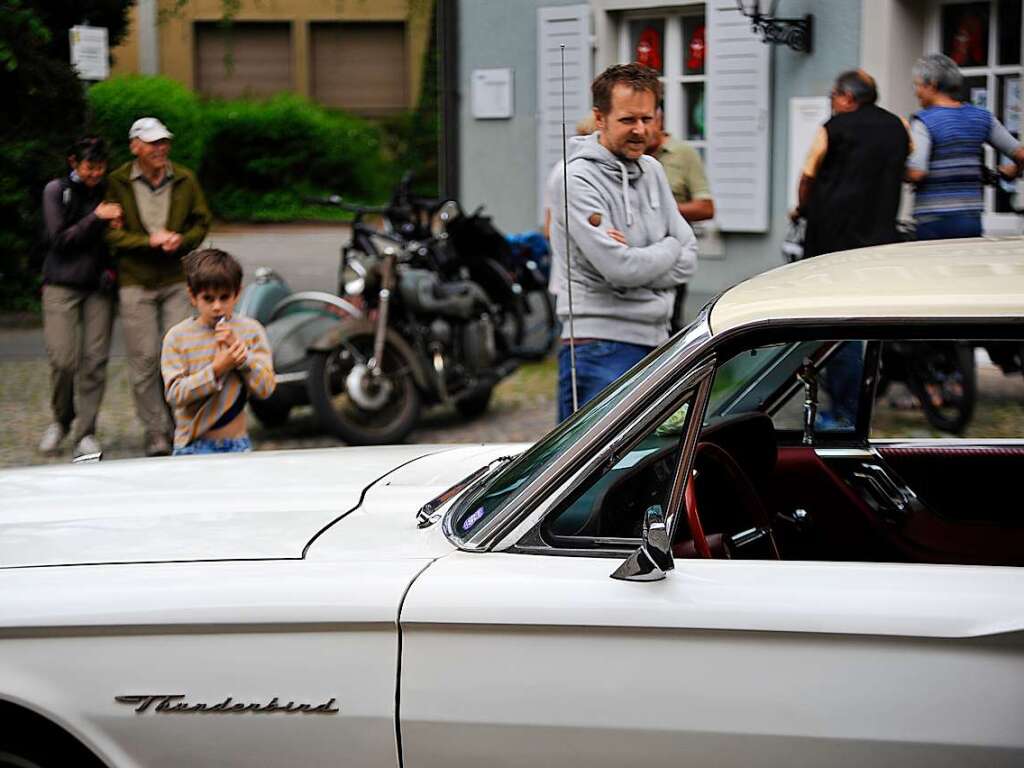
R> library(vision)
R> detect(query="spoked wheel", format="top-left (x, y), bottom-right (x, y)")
top-left (906, 342), bottom-right (976, 434)
top-left (307, 328), bottom-right (421, 445)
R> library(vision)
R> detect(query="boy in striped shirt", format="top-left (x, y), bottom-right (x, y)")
top-left (161, 248), bottom-right (275, 455)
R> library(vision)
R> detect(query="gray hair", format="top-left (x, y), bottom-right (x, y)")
top-left (834, 70), bottom-right (877, 105)
top-left (912, 53), bottom-right (964, 97)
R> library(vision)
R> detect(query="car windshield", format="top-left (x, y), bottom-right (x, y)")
top-left (449, 318), bottom-right (711, 541)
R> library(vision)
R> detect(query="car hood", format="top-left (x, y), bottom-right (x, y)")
top-left (0, 445), bottom-right (467, 569)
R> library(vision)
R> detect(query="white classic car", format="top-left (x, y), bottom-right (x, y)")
top-left (2, 239), bottom-right (1024, 767)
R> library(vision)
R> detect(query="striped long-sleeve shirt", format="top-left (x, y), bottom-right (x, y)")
top-left (161, 315), bottom-right (276, 449)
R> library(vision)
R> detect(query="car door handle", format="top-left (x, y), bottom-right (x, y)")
top-left (850, 463), bottom-right (912, 522)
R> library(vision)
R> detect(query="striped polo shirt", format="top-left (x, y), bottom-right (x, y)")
top-left (911, 104), bottom-right (992, 217)
top-left (161, 314), bottom-right (276, 449)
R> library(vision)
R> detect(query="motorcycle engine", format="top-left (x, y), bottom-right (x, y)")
top-left (460, 313), bottom-right (498, 374)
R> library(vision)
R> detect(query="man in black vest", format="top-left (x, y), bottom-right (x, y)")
top-left (790, 71), bottom-right (911, 430)
top-left (794, 70), bottom-right (911, 259)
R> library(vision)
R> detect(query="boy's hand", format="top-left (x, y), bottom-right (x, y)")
top-left (211, 344), bottom-right (236, 378)
top-left (226, 339), bottom-right (248, 369)
top-left (607, 228), bottom-right (627, 245)
top-left (214, 323), bottom-right (240, 348)
top-left (149, 229), bottom-right (171, 248)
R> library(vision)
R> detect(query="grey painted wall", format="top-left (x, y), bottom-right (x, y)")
top-left (457, 0), bottom-right (863, 308)
top-left (458, 0), bottom-right (581, 234)
top-left (691, 0), bottom-right (863, 310)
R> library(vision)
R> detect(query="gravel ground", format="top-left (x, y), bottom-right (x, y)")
top-left (0, 356), bottom-right (559, 468)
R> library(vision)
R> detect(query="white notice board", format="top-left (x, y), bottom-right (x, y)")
top-left (788, 97), bottom-right (831, 210)
top-left (70, 25), bottom-right (109, 80)
top-left (472, 68), bottom-right (514, 119)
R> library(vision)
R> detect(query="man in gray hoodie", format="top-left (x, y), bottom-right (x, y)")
top-left (551, 63), bottom-right (698, 422)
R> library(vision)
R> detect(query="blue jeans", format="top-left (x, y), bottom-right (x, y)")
top-left (558, 340), bottom-right (653, 423)
top-left (818, 341), bottom-right (863, 430)
top-left (915, 213), bottom-right (982, 240)
top-left (173, 436), bottom-right (253, 455)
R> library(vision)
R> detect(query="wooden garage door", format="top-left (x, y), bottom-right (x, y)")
top-left (195, 22), bottom-right (292, 99)
top-left (310, 22), bottom-right (408, 115)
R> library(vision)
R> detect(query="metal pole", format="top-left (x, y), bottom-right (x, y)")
top-left (560, 44), bottom-right (579, 413)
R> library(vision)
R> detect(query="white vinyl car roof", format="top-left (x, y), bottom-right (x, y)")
top-left (709, 237), bottom-right (1024, 336)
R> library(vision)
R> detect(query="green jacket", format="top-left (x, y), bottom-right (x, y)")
top-left (105, 161), bottom-right (212, 288)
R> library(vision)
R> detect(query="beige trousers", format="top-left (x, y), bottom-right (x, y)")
top-left (119, 282), bottom-right (191, 438)
top-left (42, 284), bottom-right (115, 442)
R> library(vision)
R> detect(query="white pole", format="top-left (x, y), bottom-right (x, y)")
top-left (560, 44), bottom-right (579, 413)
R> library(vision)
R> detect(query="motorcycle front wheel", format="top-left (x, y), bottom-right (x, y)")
top-left (307, 330), bottom-right (421, 445)
top-left (906, 341), bottom-right (976, 435)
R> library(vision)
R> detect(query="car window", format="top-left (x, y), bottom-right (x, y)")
top-left (544, 391), bottom-right (697, 542)
top-left (771, 341), bottom-right (866, 434)
top-left (709, 340), bottom-right (866, 437)
top-left (871, 339), bottom-right (1024, 439)
top-left (450, 317), bottom-right (710, 540)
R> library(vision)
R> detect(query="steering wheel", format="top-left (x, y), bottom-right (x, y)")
top-left (679, 441), bottom-right (780, 560)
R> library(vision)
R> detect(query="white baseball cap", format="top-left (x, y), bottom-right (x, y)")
top-left (128, 117), bottom-right (174, 143)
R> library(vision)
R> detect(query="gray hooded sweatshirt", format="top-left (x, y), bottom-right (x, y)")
top-left (550, 132), bottom-right (698, 347)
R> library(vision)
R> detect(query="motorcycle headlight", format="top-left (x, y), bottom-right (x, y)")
top-left (342, 250), bottom-right (372, 296)
top-left (430, 200), bottom-right (462, 237)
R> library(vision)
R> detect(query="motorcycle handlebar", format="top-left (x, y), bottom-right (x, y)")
top-left (303, 195), bottom-right (391, 215)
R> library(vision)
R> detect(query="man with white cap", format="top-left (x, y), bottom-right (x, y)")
top-left (105, 117), bottom-right (212, 456)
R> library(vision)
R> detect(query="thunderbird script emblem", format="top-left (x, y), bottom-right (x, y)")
top-left (115, 694), bottom-right (339, 715)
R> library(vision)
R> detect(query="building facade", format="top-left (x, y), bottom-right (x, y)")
top-left (458, 0), bottom-right (1024, 310)
top-left (111, 0), bottom-right (432, 117)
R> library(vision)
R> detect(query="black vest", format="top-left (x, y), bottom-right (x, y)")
top-left (804, 104), bottom-right (910, 258)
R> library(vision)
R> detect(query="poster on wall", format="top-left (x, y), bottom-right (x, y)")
top-left (1004, 77), bottom-right (1020, 135)
top-left (69, 25), bottom-right (109, 80)
top-left (787, 97), bottom-right (831, 211)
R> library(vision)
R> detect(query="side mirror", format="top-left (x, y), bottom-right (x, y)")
top-left (610, 504), bottom-right (674, 582)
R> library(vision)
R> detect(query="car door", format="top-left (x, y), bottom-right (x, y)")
top-left (398, 341), bottom-right (1024, 768)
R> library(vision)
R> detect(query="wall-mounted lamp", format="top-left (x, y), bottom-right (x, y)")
top-left (735, 1), bottom-right (813, 54)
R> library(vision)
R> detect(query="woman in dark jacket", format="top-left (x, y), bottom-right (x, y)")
top-left (38, 136), bottom-right (123, 457)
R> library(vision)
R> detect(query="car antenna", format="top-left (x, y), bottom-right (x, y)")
top-left (560, 43), bottom-right (579, 413)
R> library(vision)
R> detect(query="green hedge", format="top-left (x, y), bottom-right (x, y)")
top-left (86, 76), bottom-right (405, 222)
top-left (88, 75), bottom-right (205, 171)
top-left (202, 94), bottom-right (397, 220)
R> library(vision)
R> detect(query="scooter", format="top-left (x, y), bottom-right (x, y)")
top-left (235, 266), bottom-right (363, 428)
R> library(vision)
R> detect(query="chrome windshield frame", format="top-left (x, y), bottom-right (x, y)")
top-left (442, 308), bottom-right (716, 552)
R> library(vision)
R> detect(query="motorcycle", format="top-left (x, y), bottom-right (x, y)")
top-left (238, 175), bottom-right (555, 433)
top-left (304, 198), bottom-right (527, 445)
top-left (877, 341), bottom-right (977, 435)
top-left (235, 266), bottom-right (361, 428)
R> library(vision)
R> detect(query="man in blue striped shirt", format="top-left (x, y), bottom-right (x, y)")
top-left (907, 54), bottom-right (1024, 240)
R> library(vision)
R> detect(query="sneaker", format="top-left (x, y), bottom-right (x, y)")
top-left (38, 423), bottom-right (68, 454)
top-left (73, 434), bottom-right (102, 458)
top-left (145, 433), bottom-right (172, 457)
